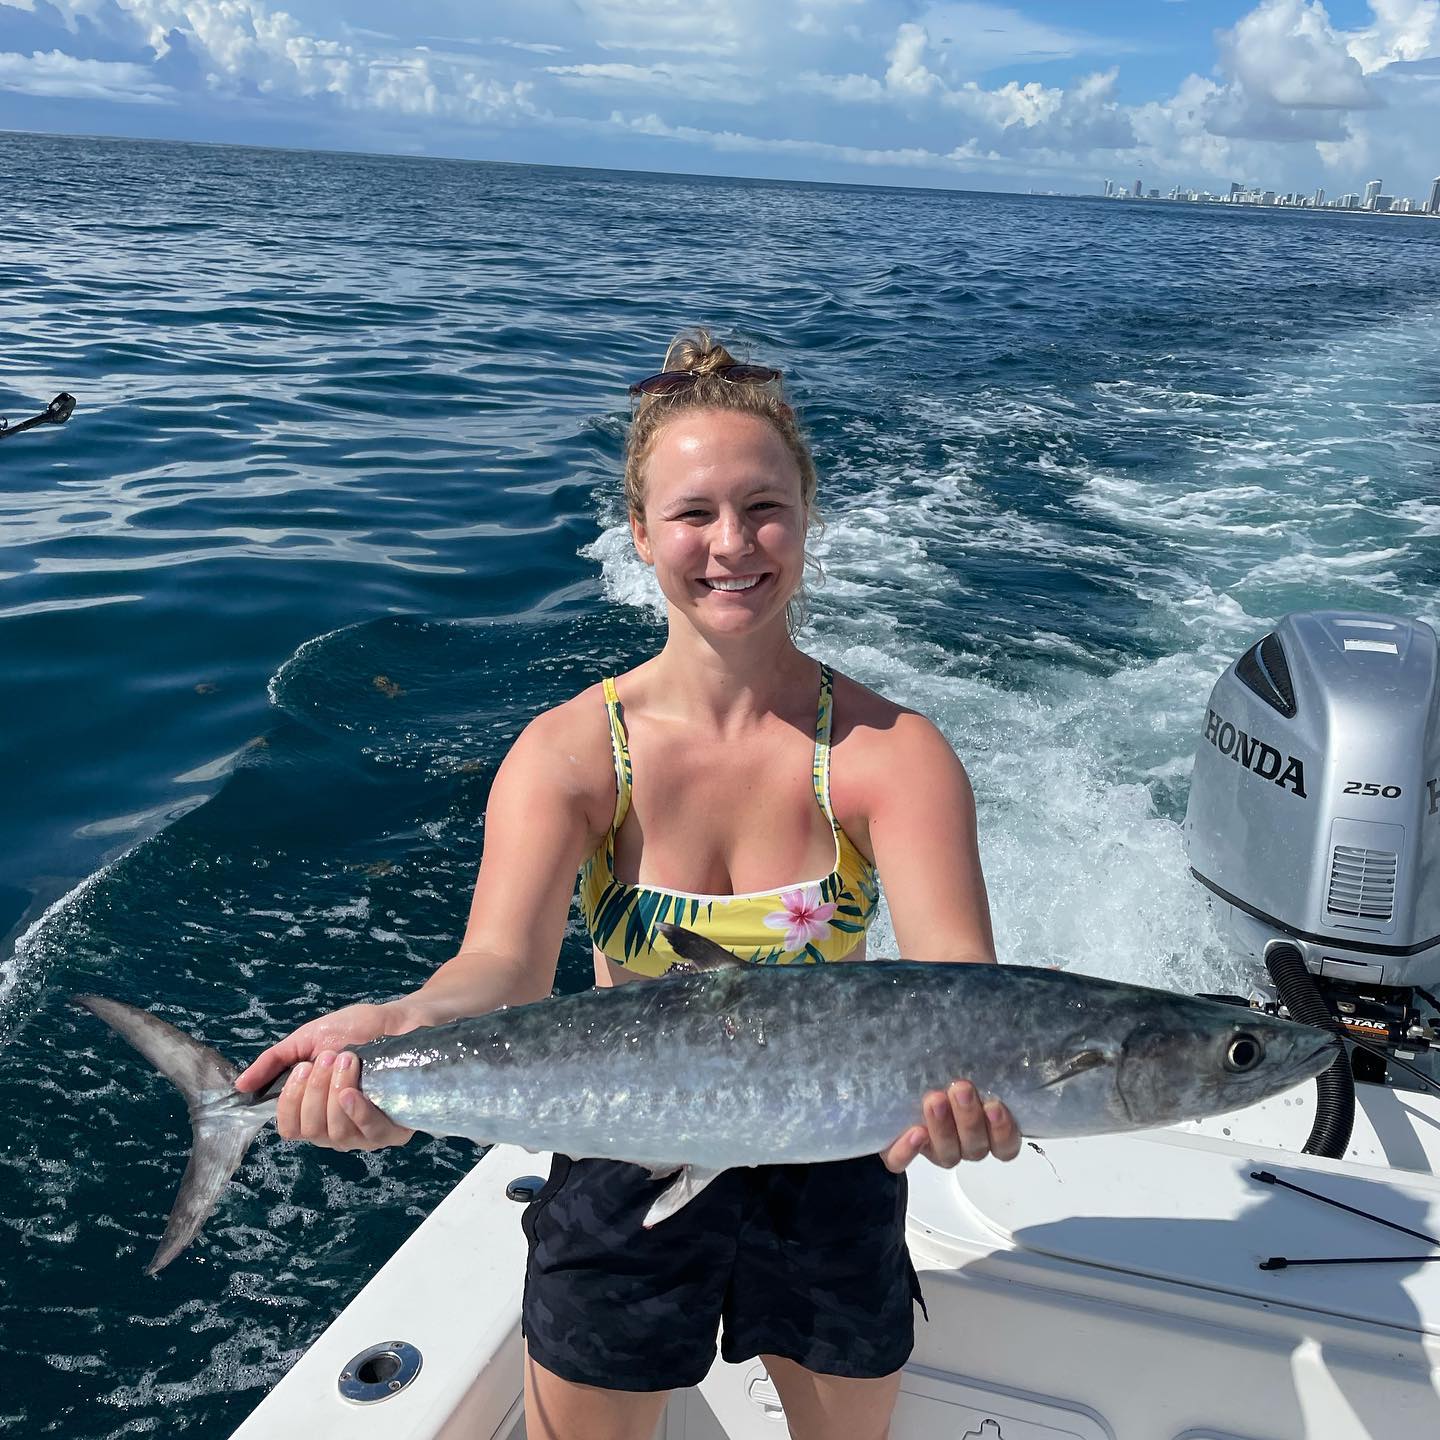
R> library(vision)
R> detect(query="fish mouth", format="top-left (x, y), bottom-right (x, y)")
top-left (1300, 1034), bottom-right (1343, 1076)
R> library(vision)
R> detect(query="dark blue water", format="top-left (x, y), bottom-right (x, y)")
top-left (2, 133), bottom-right (1438, 1437)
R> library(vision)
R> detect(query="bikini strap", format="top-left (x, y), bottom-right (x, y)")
top-left (601, 677), bottom-right (633, 832)
top-left (812, 664), bottom-right (838, 831)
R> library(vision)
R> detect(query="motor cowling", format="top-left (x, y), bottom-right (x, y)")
top-left (1184, 611), bottom-right (1440, 989)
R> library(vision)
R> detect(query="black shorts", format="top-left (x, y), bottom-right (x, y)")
top-left (520, 1153), bottom-right (926, 1393)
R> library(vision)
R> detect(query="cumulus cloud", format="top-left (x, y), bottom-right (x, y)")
top-left (886, 23), bottom-right (940, 99)
top-left (13, 0), bottom-right (536, 122)
top-left (1130, 0), bottom-right (1397, 167)
top-left (1218, 0), bottom-right (1379, 119)
top-left (795, 21), bottom-right (1136, 155)
top-left (1346, 0), bottom-right (1440, 70)
top-left (0, 47), bottom-right (173, 102)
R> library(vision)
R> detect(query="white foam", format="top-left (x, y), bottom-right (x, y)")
top-left (0, 852), bottom-right (135, 1017)
top-left (1398, 501), bottom-right (1440, 538)
top-left (266, 620), bottom-right (364, 708)
top-left (582, 525), bottom-right (665, 614)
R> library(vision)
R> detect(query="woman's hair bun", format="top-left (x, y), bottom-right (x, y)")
top-left (662, 327), bottom-right (738, 377)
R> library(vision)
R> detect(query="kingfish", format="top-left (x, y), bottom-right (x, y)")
top-left (76, 924), bottom-right (1335, 1274)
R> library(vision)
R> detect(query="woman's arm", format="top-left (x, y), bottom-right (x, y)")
top-left (859, 710), bottom-right (1019, 1170)
top-left (234, 700), bottom-right (607, 1150)
top-left (867, 711), bottom-right (996, 965)
top-left (400, 703), bottom-right (608, 1024)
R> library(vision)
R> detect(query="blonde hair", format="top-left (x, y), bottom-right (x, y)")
top-left (623, 328), bottom-right (819, 522)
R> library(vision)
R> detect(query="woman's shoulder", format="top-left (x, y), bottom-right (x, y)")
top-left (827, 667), bottom-right (966, 775)
top-left (516, 679), bottom-right (613, 756)
top-left (503, 681), bottom-right (618, 810)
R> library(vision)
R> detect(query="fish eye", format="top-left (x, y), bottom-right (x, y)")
top-left (1224, 1033), bottom-right (1264, 1073)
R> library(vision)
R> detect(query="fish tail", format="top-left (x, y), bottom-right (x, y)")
top-left (73, 994), bottom-right (271, 1274)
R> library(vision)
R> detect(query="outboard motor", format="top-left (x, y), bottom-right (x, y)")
top-left (1184, 611), bottom-right (1440, 1156)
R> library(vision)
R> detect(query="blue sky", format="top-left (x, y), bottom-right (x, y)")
top-left (2, 1), bottom-right (1439, 198)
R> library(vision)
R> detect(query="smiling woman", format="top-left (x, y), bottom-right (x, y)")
top-left (622, 331), bottom-right (821, 635)
top-left (233, 326), bottom-right (1014, 1440)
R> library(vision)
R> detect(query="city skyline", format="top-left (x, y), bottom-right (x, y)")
top-left (1102, 169), bottom-right (1440, 217)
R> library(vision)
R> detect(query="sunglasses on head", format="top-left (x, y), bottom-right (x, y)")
top-left (628, 363), bottom-right (782, 399)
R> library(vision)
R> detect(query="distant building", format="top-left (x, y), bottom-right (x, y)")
top-left (1375, 195), bottom-right (1394, 212)
top-left (1426, 177), bottom-right (1440, 214)
top-left (1103, 179), bottom-right (1112, 197)
top-left (1230, 181), bottom-right (1241, 199)
top-left (1262, 190), bottom-right (1276, 205)
top-left (1341, 193), bottom-right (1360, 209)
top-left (1313, 188), bottom-right (1325, 207)
top-left (1148, 187), bottom-right (1159, 199)
top-left (1134, 178), bottom-right (1143, 197)
top-left (1364, 178), bottom-right (1383, 208)
top-left (1395, 197), bottom-right (1413, 213)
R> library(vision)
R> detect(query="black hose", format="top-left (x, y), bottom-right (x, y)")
top-left (1266, 943), bottom-right (1354, 1157)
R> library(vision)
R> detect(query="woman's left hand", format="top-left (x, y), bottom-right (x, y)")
top-left (881, 1080), bottom-right (1021, 1172)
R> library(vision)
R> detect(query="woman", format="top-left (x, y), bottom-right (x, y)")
top-left (236, 331), bottom-right (1019, 1440)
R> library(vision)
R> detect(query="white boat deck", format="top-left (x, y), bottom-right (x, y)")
top-left (230, 1083), bottom-right (1440, 1440)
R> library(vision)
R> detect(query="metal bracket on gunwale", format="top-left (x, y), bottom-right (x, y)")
top-left (0, 392), bottom-right (75, 441)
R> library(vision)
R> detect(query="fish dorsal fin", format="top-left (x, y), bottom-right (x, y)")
top-left (655, 923), bottom-right (744, 973)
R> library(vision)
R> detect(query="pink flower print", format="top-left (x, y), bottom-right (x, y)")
top-left (764, 884), bottom-right (836, 953)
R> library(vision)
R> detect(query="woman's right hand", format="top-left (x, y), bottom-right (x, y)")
top-left (234, 1002), bottom-right (419, 1152)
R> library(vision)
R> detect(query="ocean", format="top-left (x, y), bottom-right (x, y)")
top-left (1, 131), bottom-right (1437, 1437)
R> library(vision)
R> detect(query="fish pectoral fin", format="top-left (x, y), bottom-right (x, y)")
top-left (654, 924), bottom-right (743, 972)
top-left (1039, 1046), bottom-right (1114, 1089)
top-left (642, 1165), bottom-right (725, 1227)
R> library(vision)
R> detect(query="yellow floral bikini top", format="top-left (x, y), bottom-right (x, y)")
top-left (579, 665), bottom-right (881, 977)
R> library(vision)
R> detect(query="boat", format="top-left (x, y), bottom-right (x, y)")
top-left (229, 610), bottom-right (1440, 1439)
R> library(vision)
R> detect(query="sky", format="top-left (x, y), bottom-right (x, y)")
top-left (1, 0), bottom-right (1439, 199)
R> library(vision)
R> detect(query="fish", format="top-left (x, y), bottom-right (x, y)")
top-left (75, 923), bottom-right (1336, 1274)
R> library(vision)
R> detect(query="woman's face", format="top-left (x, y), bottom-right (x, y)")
top-left (630, 409), bottom-right (808, 639)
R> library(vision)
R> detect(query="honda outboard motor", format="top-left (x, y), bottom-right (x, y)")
top-left (1184, 611), bottom-right (1440, 1156)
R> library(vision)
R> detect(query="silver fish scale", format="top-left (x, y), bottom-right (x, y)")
top-left (349, 962), bottom-right (1333, 1170)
